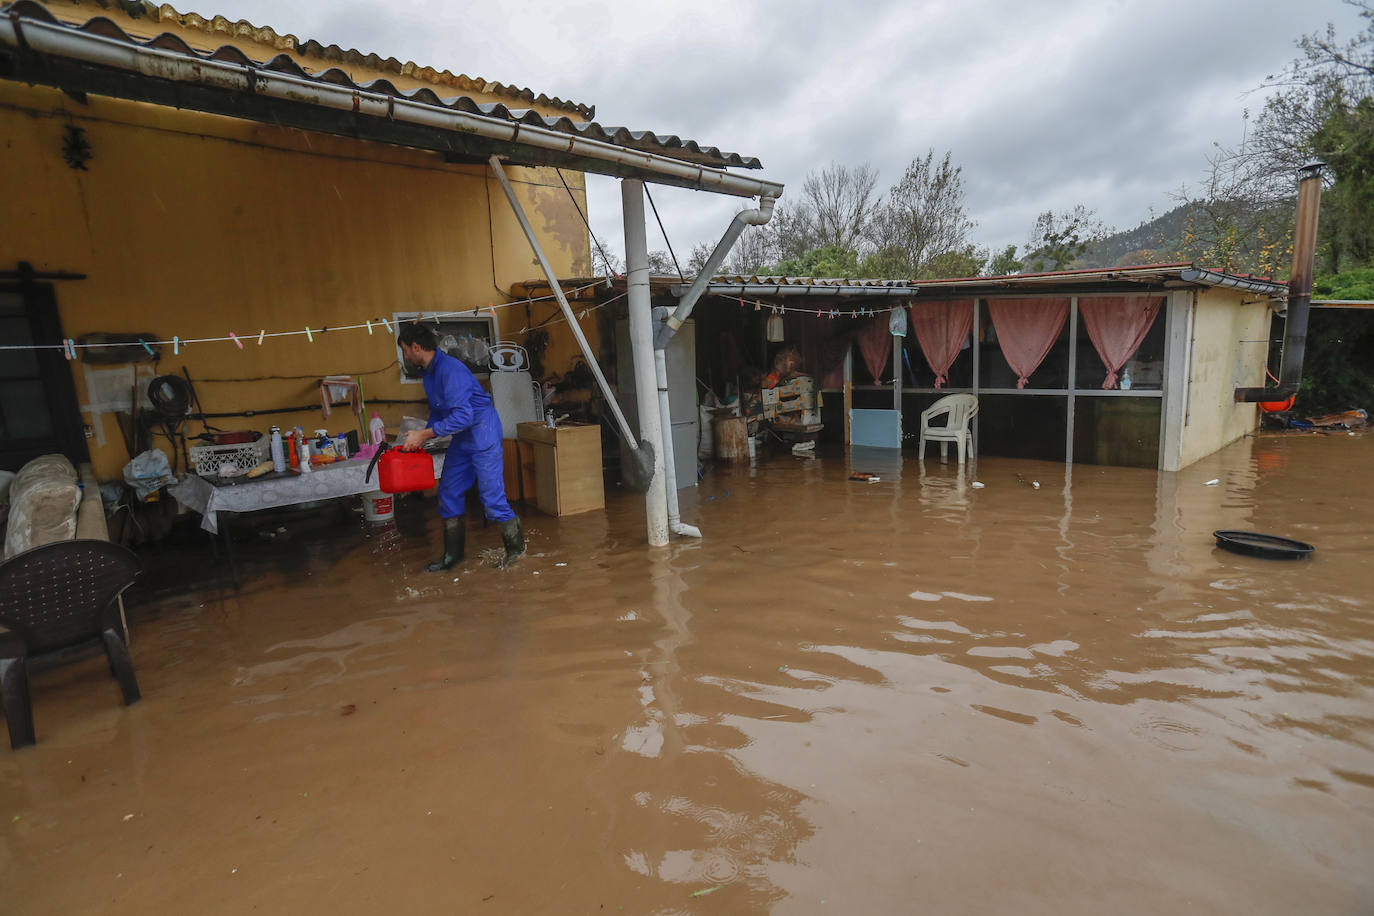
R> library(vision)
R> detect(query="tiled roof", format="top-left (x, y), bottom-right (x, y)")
top-left (5, 0), bottom-right (765, 169)
top-left (67, 0), bottom-right (595, 117)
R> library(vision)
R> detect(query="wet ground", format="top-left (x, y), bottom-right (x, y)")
top-left (3, 432), bottom-right (1372, 914)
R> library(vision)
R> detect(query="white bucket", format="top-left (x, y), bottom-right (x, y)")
top-left (362, 490), bottom-right (394, 523)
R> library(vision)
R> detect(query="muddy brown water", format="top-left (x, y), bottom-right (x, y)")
top-left (3, 433), bottom-right (1372, 914)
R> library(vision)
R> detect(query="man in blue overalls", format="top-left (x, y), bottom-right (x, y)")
top-left (397, 323), bottom-right (525, 572)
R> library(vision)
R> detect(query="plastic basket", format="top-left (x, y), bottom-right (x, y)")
top-left (190, 439), bottom-right (269, 476)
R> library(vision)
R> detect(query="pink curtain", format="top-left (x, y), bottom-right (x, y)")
top-left (857, 316), bottom-right (892, 385)
top-left (910, 299), bottom-right (974, 388)
top-left (1080, 296), bottom-right (1162, 389)
top-left (987, 297), bottom-right (1069, 389)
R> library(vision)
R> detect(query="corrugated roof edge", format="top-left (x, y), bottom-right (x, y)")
top-left (710, 264), bottom-right (1288, 295)
top-left (512, 264), bottom-right (1289, 298)
top-left (1, 1), bottom-right (766, 170)
top-left (66, 0), bottom-right (596, 118)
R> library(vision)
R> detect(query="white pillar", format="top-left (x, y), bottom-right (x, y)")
top-left (623, 180), bottom-right (669, 546)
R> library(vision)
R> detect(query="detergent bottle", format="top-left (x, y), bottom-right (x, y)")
top-left (369, 412), bottom-right (387, 446)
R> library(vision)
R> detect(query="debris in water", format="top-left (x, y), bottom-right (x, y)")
top-left (690, 886), bottom-right (724, 898)
top-left (555, 562), bottom-right (567, 567)
top-left (972, 481), bottom-right (985, 489)
top-left (1204, 479), bottom-right (1220, 486)
top-left (1032, 481), bottom-right (1040, 489)
top-left (849, 472), bottom-right (880, 482)
top-left (122, 814), bottom-right (135, 821)
top-left (340, 704), bottom-right (356, 717)
top-left (778, 665), bottom-right (788, 672)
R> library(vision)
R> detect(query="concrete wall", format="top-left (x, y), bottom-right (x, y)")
top-left (0, 77), bottom-right (593, 480)
top-left (1176, 288), bottom-right (1270, 469)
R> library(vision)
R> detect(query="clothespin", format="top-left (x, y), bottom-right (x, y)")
top-left (816, 308), bottom-right (823, 318)
top-left (489, 303), bottom-right (497, 318)
top-left (140, 338), bottom-right (154, 356)
top-left (754, 301), bottom-right (761, 311)
top-left (381, 317), bottom-right (392, 333)
top-left (366, 320), bottom-right (373, 335)
top-left (257, 329), bottom-right (265, 345)
top-left (229, 332), bottom-right (243, 350)
top-left (830, 308), bottom-right (838, 319)
top-left (173, 336), bottom-right (180, 355)
top-left (305, 325), bottom-right (314, 342)
top-left (63, 338), bottom-right (76, 360)
top-left (739, 296), bottom-right (746, 309)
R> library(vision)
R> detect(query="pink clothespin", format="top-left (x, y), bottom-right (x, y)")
top-left (229, 332), bottom-right (243, 349)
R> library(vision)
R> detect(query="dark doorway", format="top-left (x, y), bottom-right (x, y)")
top-left (0, 282), bottom-right (89, 472)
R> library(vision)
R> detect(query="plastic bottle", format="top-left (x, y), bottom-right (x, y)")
top-left (299, 437), bottom-right (312, 473)
top-left (1120, 366), bottom-right (1133, 391)
top-left (269, 426), bottom-right (286, 473)
top-left (287, 429), bottom-right (299, 469)
top-left (369, 412), bottom-right (386, 446)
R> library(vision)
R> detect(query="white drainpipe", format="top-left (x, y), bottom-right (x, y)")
top-left (653, 307), bottom-right (700, 538)
top-left (650, 198), bottom-right (779, 538)
top-left (622, 180), bottom-right (670, 547)
top-left (654, 199), bottom-right (778, 350)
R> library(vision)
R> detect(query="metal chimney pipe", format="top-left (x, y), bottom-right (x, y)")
top-left (1235, 161), bottom-right (1324, 402)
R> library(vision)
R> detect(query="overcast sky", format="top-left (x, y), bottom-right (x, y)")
top-left (229, 0), bottom-right (1364, 267)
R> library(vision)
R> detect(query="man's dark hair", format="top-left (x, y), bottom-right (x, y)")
top-left (397, 322), bottom-right (437, 351)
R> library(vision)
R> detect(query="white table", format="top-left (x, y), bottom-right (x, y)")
top-left (168, 451), bottom-right (445, 586)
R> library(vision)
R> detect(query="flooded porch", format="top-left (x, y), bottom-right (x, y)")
top-left (3, 433), bottom-right (1372, 914)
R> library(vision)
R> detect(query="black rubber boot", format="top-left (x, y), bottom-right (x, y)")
top-left (497, 517), bottom-right (526, 568)
top-left (426, 517), bottom-right (466, 572)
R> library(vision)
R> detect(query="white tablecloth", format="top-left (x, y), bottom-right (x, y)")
top-left (169, 452), bottom-right (445, 533)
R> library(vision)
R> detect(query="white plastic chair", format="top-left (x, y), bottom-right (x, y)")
top-left (918, 394), bottom-right (978, 464)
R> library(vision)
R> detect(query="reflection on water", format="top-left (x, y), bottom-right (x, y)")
top-left (3, 433), bottom-right (1373, 914)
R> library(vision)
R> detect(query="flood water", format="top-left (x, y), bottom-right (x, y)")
top-left (2, 432), bottom-right (1372, 914)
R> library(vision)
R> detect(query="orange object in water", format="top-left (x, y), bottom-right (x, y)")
top-left (1259, 395), bottom-right (1296, 413)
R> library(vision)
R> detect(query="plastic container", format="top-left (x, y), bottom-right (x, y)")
top-left (369, 412), bottom-right (386, 446)
top-left (378, 449), bottom-right (435, 493)
top-left (362, 490), bottom-right (394, 522)
top-left (269, 427), bottom-right (286, 472)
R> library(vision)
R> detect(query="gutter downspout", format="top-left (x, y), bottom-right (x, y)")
top-left (1235, 161), bottom-right (1324, 402)
top-left (650, 197), bottom-right (780, 538)
top-left (488, 157), bottom-right (655, 489)
top-left (653, 198), bottom-right (779, 350)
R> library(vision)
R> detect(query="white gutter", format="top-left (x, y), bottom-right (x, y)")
top-left (670, 283), bottom-right (919, 297)
top-left (0, 11), bottom-right (784, 199)
top-left (1178, 268), bottom-right (1289, 296)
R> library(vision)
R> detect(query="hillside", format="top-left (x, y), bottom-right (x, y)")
top-left (1076, 204), bottom-right (1193, 268)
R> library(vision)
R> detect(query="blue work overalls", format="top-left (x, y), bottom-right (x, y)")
top-left (423, 350), bottom-right (515, 522)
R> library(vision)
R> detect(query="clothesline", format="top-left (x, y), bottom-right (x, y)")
top-left (0, 281), bottom-right (608, 355)
top-left (0, 282), bottom-right (909, 357)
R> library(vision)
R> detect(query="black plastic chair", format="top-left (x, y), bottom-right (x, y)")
top-left (0, 539), bottom-right (142, 749)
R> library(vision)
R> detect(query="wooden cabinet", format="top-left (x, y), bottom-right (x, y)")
top-left (515, 422), bottom-right (605, 516)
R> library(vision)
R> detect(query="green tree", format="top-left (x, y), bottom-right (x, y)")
top-left (866, 150), bottom-right (977, 278)
top-left (770, 245), bottom-right (863, 279)
top-left (1023, 205), bottom-right (1110, 271)
top-left (985, 244), bottom-right (1023, 276)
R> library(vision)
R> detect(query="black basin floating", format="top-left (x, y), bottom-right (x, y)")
top-left (1213, 530), bottom-right (1315, 560)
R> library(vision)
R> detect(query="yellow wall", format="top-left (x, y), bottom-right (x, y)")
top-left (0, 78), bottom-right (594, 480)
top-left (1178, 289), bottom-right (1268, 468)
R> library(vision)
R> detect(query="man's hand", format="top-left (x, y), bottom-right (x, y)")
top-left (401, 428), bottom-right (434, 451)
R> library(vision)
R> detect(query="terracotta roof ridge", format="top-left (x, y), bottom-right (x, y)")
top-left (65, 0), bottom-right (596, 118)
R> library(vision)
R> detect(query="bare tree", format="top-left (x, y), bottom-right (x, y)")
top-left (802, 162), bottom-right (880, 252)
